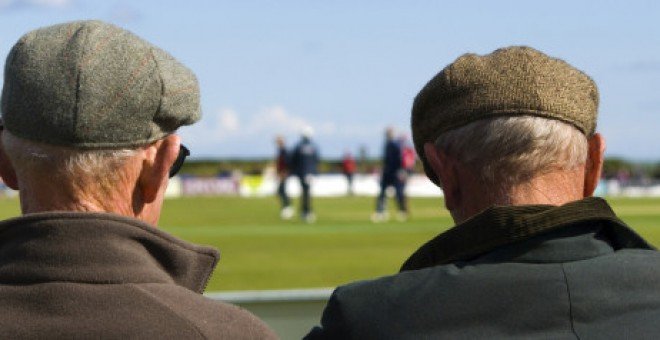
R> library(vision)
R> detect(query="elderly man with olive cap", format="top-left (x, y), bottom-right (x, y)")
top-left (306, 47), bottom-right (660, 339)
top-left (0, 21), bottom-right (276, 339)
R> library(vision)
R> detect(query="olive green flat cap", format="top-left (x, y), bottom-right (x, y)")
top-left (1, 20), bottom-right (200, 149)
top-left (411, 46), bottom-right (599, 186)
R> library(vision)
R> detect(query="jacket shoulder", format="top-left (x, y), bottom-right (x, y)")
top-left (134, 284), bottom-right (277, 339)
top-left (306, 268), bottom-right (455, 339)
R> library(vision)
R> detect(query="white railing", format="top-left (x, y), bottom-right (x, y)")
top-left (206, 288), bottom-right (334, 339)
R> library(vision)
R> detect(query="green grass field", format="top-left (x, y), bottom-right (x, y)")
top-left (0, 196), bottom-right (659, 292)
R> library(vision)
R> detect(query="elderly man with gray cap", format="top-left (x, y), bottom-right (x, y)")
top-left (306, 47), bottom-right (660, 339)
top-left (0, 21), bottom-right (276, 339)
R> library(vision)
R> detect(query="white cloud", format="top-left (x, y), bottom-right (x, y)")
top-left (218, 108), bottom-right (240, 132)
top-left (199, 105), bottom-right (362, 140)
top-left (108, 3), bottom-right (142, 23)
top-left (31, 0), bottom-right (71, 7)
top-left (317, 121), bottom-right (337, 135)
top-left (188, 108), bottom-right (241, 140)
top-left (197, 105), bottom-right (312, 139)
top-left (245, 105), bottom-right (310, 135)
top-left (0, 0), bottom-right (73, 9)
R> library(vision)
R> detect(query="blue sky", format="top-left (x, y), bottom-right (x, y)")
top-left (1, 0), bottom-right (659, 160)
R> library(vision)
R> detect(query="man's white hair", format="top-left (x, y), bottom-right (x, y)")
top-left (434, 116), bottom-right (588, 193)
top-left (2, 131), bottom-right (140, 192)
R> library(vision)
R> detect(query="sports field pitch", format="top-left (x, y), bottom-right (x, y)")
top-left (0, 196), bottom-right (659, 292)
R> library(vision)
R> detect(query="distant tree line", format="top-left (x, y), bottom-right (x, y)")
top-left (603, 158), bottom-right (660, 181)
top-left (179, 158), bottom-right (426, 177)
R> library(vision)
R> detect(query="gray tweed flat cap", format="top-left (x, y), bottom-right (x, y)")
top-left (411, 46), bottom-right (599, 186)
top-left (1, 20), bottom-right (201, 149)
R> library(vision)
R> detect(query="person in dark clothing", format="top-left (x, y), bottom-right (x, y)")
top-left (0, 21), bottom-right (276, 339)
top-left (371, 127), bottom-right (407, 222)
top-left (275, 135), bottom-right (293, 219)
top-left (290, 127), bottom-right (320, 223)
top-left (341, 150), bottom-right (357, 196)
top-left (306, 46), bottom-right (660, 339)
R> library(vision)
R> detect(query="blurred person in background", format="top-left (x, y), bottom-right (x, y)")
top-left (371, 127), bottom-right (408, 222)
top-left (306, 46), bottom-right (660, 338)
top-left (0, 21), bottom-right (275, 339)
top-left (400, 134), bottom-right (416, 176)
top-left (341, 150), bottom-right (357, 196)
top-left (291, 126), bottom-right (319, 223)
top-left (399, 134), bottom-right (416, 214)
top-left (275, 135), bottom-right (293, 219)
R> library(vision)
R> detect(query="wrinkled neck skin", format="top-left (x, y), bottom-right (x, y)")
top-left (450, 168), bottom-right (586, 224)
top-left (18, 179), bottom-right (132, 215)
top-left (16, 160), bottom-right (163, 226)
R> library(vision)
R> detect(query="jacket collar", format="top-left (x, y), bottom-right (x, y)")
top-left (400, 197), bottom-right (654, 272)
top-left (0, 212), bottom-right (219, 293)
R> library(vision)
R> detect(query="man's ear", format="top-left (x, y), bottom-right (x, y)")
top-left (423, 142), bottom-right (460, 211)
top-left (583, 133), bottom-right (605, 197)
top-left (0, 136), bottom-right (18, 190)
top-left (138, 134), bottom-right (181, 203)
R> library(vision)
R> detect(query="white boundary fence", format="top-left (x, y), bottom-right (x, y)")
top-left (166, 173), bottom-right (443, 198)
top-left (164, 174), bottom-right (660, 199)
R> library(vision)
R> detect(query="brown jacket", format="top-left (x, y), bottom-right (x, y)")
top-left (0, 212), bottom-right (277, 339)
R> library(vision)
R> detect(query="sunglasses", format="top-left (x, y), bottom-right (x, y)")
top-left (169, 144), bottom-right (190, 178)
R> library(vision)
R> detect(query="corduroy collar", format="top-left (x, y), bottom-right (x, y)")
top-left (400, 197), bottom-right (654, 272)
top-left (0, 212), bottom-right (219, 293)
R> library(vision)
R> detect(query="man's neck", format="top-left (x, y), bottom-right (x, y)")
top-left (507, 171), bottom-right (584, 206)
top-left (18, 180), bottom-right (135, 217)
top-left (453, 169), bottom-right (586, 224)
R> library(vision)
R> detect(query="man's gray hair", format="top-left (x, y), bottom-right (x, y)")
top-left (435, 116), bottom-right (588, 194)
top-left (2, 131), bottom-right (139, 190)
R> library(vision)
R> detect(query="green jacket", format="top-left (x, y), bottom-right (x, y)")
top-left (0, 212), bottom-right (277, 339)
top-left (307, 197), bottom-right (660, 339)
